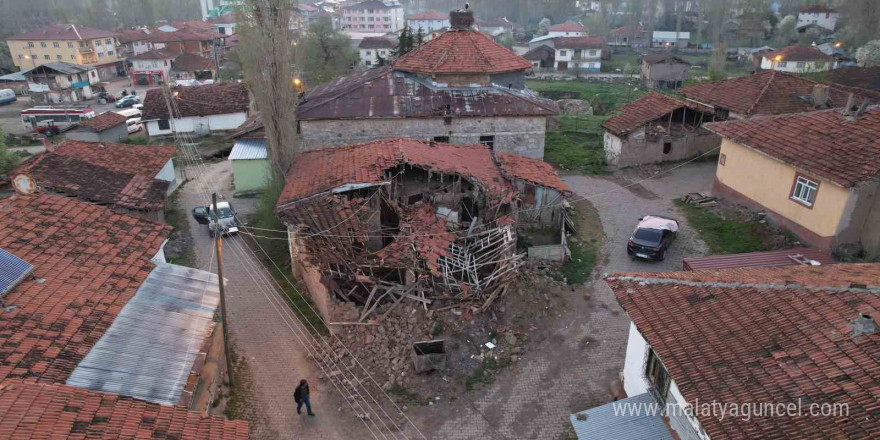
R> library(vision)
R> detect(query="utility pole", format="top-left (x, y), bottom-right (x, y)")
top-left (213, 192), bottom-right (235, 387)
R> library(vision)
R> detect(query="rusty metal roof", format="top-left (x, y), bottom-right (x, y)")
top-left (682, 247), bottom-right (835, 271)
top-left (296, 66), bottom-right (559, 121)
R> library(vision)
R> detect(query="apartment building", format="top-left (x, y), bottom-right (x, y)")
top-left (340, 0), bottom-right (404, 33)
top-left (6, 24), bottom-right (123, 81)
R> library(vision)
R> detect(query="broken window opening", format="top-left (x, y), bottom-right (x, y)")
top-left (479, 135), bottom-right (495, 150)
top-left (663, 142), bottom-right (672, 154)
top-left (434, 135), bottom-right (450, 143)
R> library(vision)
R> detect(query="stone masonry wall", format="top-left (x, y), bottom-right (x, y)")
top-left (299, 116), bottom-right (548, 159)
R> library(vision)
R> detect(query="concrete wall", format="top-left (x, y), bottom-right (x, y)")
top-left (759, 57), bottom-right (834, 73)
top-left (146, 112), bottom-right (248, 136)
top-left (299, 116), bottom-right (548, 158)
top-left (231, 159), bottom-right (269, 192)
top-left (715, 138), bottom-right (850, 244)
top-left (642, 62), bottom-right (689, 88)
top-left (65, 123), bottom-right (128, 143)
top-left (604, 128), bottom-right (721, 168)
top-left (837, 180), bottom-right (880, 258)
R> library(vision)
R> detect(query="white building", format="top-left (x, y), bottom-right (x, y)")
top-left (341, 0), bottom-right (405, 33)
top-left (141, 82), bottom-right (249, 137)
top-left (358, 37), bottom-right (396, 68)
top-left (128, 49), bottom-right (176, 86)
top-left (209, 13), bottom-right (237, 35)
top-left (759, 45), bottom-right (836, 73)
top-left (547, 22), bottom-right (583, 38)
top-left (797, 5), bottom-right (839, 32)
top-left (652, 31), bottom-right (690, 48)
top-left (552, 37), bottom-right (604, 72)
top-left (22, 62), bottom-right (100, 103)
top-left (407, 11), bottom-right (449, 33)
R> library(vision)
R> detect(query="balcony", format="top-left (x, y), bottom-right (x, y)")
top-left (78, 46), bottom-right (94, 53)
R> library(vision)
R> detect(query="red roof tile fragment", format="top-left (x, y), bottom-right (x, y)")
top-left (393, 29), bottom-right (532, 75)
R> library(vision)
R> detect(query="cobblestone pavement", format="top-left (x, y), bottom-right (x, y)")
top-left (181, 161), bottom-right (370, 440)
top-left (409, 162), bottom-right (715, 440)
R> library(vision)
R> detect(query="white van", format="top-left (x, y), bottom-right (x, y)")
top-left (126, 117), bottom-right (143, 134)
top-left (0, 89), bottom-right (17, 105)
top-left (115, 108), bottom-right (142, 120)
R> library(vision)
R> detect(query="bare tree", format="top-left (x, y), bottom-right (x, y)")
top-left (237, 0), bottom-right (298, 185)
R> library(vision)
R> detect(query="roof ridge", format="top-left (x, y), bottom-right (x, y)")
top-left (745, 69), bottom-right (777, 116)
top-left (608, 275), bottom-right (880, 292)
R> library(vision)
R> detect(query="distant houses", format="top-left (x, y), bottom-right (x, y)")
top-left (757, 45), bottom-right (836, 73)
top-left (797, 4), bottom-right (839, 32)
top-left (141, 82), bottom-right (249, 137)
top-left (641, 52), bottom-right (690, 89)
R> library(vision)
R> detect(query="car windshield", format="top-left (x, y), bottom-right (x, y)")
top-left (633, 228), bottom-right (663, 244)
top-left (212, 207), bottom-right (234, 219)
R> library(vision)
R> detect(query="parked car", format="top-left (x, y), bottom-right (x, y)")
top-left (96, 91), bottom-right (116, 102)
top-left (627, 215), bottom-right (679, 261)
top-left (193, 201), bottom-right (239, 237)
top-left (0, 89), bottom-right (18, 105)
top-left (115, 95), bottom-right (140, 108)
top-left (126, 117), bottom-right (142, 133)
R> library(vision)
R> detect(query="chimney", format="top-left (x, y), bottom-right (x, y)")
top-left (854, 98), bottom-right (871, 117)
top-left (450, 10), bottom-right (475, 30)
top-left (843, 93), bottom-right (855, 114)
top-left (811, 84), bottom-right (829, 107)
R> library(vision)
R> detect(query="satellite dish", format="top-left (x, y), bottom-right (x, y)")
top-left (12, 174), bottom-right (36, 195)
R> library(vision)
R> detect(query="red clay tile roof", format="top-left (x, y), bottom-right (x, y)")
top-left (75, 111), bottom-right (126, 132)
top-left (172, 52), bottom-right (216, 72)
top-left (608, 263), bottom-right (880, 440)
top-left (763, 44), bottom-right (835, 62)
top-left (610, 25), bottom-right (644, 35)
top-left (642, 51), bottom-right (690, 65)
top-left (147, 29), bottom-right (218, 43)
top-left (208, 13), bottom-right (236, 25)
top-left (800, 5), bottom-right (836, 13)
top-left (602, 92), bottom-right (713, 136)
top-left (278, 138), bottom-right (517, 205)
top-left (14, 140), bottom-right (176, 210)
top-left (358, 37), bottom-right (397, 50)
top-left (705, 107), bottom-right (880, 187)
top-left (0, 380), bottom-right (249, 439)
top-left (552, 36), bottom-right (604, 50)
top-left (117, 29), bottom-right (151, 44)
top-left (825, 66), bottom-right (880, 97)
top-left (0, 193), bottom-right (171, 383)
top-left (128, 48), bottom-right (176, 60)
top-left (393, 29), bottom-right (532, 75)
top-left (680, 70), bottom-right (857, 117)
top-left (549, 22), bottom-right (583, 32)
top-left (409, 11), bottom-right (449, 21)
top-left (7, 24), bottom-right (117, 41)
top-left (495, 153), bottom-right (571, 192)
top-left (142, 82), bottom-right (249, 120)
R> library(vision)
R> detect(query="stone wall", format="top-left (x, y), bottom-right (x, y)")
top-left (606, 128), bottom-right (720, 168)
top-left (299, 116), bottom-right (548, 158)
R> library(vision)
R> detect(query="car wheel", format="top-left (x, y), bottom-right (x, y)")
top-left (659, 249), bottom-right (667, 261)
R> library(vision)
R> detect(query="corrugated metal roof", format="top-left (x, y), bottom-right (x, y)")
top-left (570, 393), bottom-right (674, 440)
top-left (20, 62), bottom-right (92, 76)
top-left (0, 72), bottom-right (26, 82)
top-left (0, 248), bottom-right (33, 296)
top-left (682, 247), bottom-right (835, 271)
top-left (229, 139), bottom-right (268, 160)
top-left (65, 263), bottom-right (220, 406)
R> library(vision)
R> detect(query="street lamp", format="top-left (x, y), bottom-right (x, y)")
top-left (773, 54), bottom-right (783, 71)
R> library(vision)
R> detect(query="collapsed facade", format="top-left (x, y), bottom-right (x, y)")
top-left (274, 138), bottom-right (570, 323)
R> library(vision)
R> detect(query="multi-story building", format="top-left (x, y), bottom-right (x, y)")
top-left (407, 11), bottom-right (449, 33)
top-left (6, 24), bottom-right (123, 81)
top-left (797, 4), bottom-right (839, 32)
top-left (340, 0), bottom-right (404, 33)
top-left (358, 37), bottom-right (396, 67)
top-left (552, 37), bottom-right (604, 72)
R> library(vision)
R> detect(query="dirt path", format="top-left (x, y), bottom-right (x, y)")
top-left (180, 161), bottom-right (370, 440)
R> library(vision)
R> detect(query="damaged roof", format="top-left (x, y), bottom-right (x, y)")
top-left (142, 82), bottom-right (249, 120)
top-left (760, 44), bottom-right (835, 62)
top-left (14, 140), bottom-right (176, 210)
top-left (73, 111), bottom-right (127, 132)
top-left (392, 28), bottom-right (532, 75)
top-left (553, 36), bottom-right (604, 50)
top-left (608, 263), bottom-right (880, 440)
top-left (172, 52), bottom-right (216, 72)
top-left (679, 70), bottom-right (858, 117)
top-left (495, 153), bottom-right (570, 192)
top-left (278, 138), bottom-right (518, 205)
top-left (602, 92), bottom-right (713, 136)
top-left (296, 66), bottom-right (558, 121)
top-left (704, 107), bottom-right (880, 187)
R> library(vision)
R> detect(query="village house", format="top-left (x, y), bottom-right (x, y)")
top-left (209, 12), bottom-right (237, 35)
top-left (527, 22), bottom-right (584, 48)
top-left (758, 45), bottom-right (836, 73)
top-left (227, 113), bottom-right (270, 193)
top-left (147, 29), bottom-right (219, 56)
top-left (651, 31), bottom-right (689, 48)
top-left (340, 0), bottom-right (405, 33)
top-left (523, 44), bottom-right (556, 69)
top-left (274, 137), bottom-right (570, 323)
top-left (602, 92), bottom-right (718, 168)
top-left (640, 51), bottom-right (690, 89)
top-left (797, 4), bottom-right (838, 32)
top-left (63, 111), bottom-right (129, 142)
top-left (0, 192), bottom-right (247, 437)
top-left (679, 70), bottom-right (860, 120)
top-left (407, 10), bottom-right (449, 32)
top-left (295, 10), bottom-right (558, 159)
top-left (475, 18), bottom-right (515, 37)
top-left (170, 52), bottom-right (218, 81)
top-left (10, 140), bottom-right (177, 222)
top-left (129, 49), bottom-right (176, 86)
top-left (6, 24), bottom-right (124, 81)
top-left (142, 82), bottom-right (250, 136)
top-left (117, 29), bottom-right (155, 57)
top-left (358, 37), bottom-right (396, 67)
top-left (551, 36), bottom-right (604, 72)
top-left (585, 263), bottom-right (880, 439)
top-left (606, 25), bottom-right (649, 48)
top-left (20, 62), bottom-right (100, 103)
top-left (705, 106), bottom-right (880, 257)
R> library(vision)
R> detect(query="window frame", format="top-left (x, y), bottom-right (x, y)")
top-left (645, 347), bottom-right (671, 402)
top-left (157, 119), bottom-right (171, 130)
top-left (790, 174), bottom-right (819, 208)
top-left (479, 135), bottom-right (495, 150)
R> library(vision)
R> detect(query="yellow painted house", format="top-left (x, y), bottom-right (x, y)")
top-left (6, 24), bottom-right (123, 81)
top-left (705, 107), bottom-right (880, 258)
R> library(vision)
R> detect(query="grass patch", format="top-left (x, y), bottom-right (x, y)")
top-left (555, 237), bottom-right (598, 285)
top-left (164, 183), bottom-right (197, 268)
top-left (545, 115), bottom-right (609, 174)
top-left (601, 51), bottom-right (642, 73)
top-left (674, 199), bottom-right (783, 254)
top-left (525, 80), bottom-right (647, 113)
top-left (224, 341), bottom-right (256, 421)
top-left (386, 385), bottom-right (420, 405)
top-left (243, 179), bottom-right (327, 336)
top-left (466, 356), bottom-right (512, 391)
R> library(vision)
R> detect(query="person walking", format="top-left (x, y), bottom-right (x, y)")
top-left (294, 379), bottom-right (315, 416)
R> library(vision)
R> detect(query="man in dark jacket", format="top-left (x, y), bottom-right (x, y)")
top-left (294, 379), bottom-right (315, 416)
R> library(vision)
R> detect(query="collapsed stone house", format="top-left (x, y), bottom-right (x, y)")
top-left (274, 138), bottom-right (571, 323)
top-left (295, 10), bottom-right (559, 159)
top-left (603, 92), bottom-right (719, 168)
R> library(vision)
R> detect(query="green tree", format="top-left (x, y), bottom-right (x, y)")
top-left (856, 40), bottom-right (880, 67)
top-left (496, 32), bottom-right (514, 49)
top-left (0, 127), bottom-right (21, 175)
top-left (416, 27), bottom-right (425, 47)
top-left (299, 16), bottom-right (357, 84)
top-left (394, 26), bottom-right (415, 57)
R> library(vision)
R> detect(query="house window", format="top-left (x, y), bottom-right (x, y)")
top-left (44, 55), bottom-right (50, 60)
top-left (365, 60), bottom-right (372, 66)
top-left (28, 42), bottom-right (34, 47)
top-left (778, 61), bottom-right (788, 67)
top-left (719, 153), bottom-right (726, 166)
top-left (40, 42), bottom-right (47, 48)
top-left (17, 54), bottom-right (23, 60)
top-left (57, 55), bottom-right (62, 60)
top-left (589, 49), bottom-right (597, 56)
top-left (90, 71), bottom-right (96, 78)
top-left (791, 175), bottom-right (819, 207)
top-left (663, 142), bottom-right (672, 154)
top-left (107, 50), bottom-right (114, 55)
top-left (433, 136), bottom-right (450, 143)
top-left (106, 39), bottom-right (112, 45)
top-left (158, 119), bottom-right (171, 130)
top-left (71, 55), bottom-right (76, 60)
top-left (95, 40), bottom-right (102, 46)
top-left (796, 61), bottom-right (806, 68)
top-left (67, 42), bottom-right (74, 48)
top-left (479, 135), bottom-right (495, 149)
top-left (645, 348), bottom-right (671, 401)
top-left (98, 52), bottom-right (104, 58)
top-left (366, 51), bottom-right (371, 55)
top-left (559, 50), bottom-right (567, 56)
top-left (53, 42), bottom-right (59, 48)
